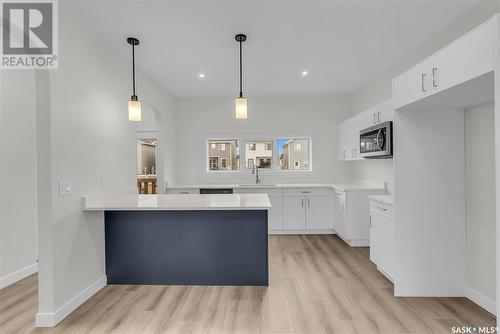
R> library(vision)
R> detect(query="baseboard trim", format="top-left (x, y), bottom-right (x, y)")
top-left (465, 286), bottom-right (496, 315)
top-left (35, 275), bottom-right (107, 327)
top-left (269, 229), bottom-right (336, 235)
top-left (0, 262), bottom-right (38, 289)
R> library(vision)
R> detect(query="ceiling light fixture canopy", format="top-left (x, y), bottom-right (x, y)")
top-left (235, 34), bottom-right (247, 120)
top-left (127, 37), bottom-right (141, 122)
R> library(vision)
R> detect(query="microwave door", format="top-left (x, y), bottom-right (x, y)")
top-left (360, 128), bottom-right (387, 157)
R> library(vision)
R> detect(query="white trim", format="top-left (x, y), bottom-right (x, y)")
top-left (269, 229), bottom-right (336, 235)
top-left (35, 275), bottom-right (107, 327)
top-left (0, 262), bottom-right (38, 289)
top-left (465, 285), bottom-right (496, 315)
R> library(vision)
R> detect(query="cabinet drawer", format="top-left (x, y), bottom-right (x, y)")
top-left (235, 187), bottom-right (282, 197)
top-left (370, 201), bottom-right (394, 218)
top-left (166, 188), bottom-right (199, 194)
top-left (283, 187), bottom-right (330, 197)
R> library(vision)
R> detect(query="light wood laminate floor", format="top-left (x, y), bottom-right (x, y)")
top-left (0, 235), bottom-right (495, 333)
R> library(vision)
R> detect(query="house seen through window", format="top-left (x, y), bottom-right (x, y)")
top-left (208, 140), bottom-right (240, 171)
top-left (245, 141), bottom-right (273, 168)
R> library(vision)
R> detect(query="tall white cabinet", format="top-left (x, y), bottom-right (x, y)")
top-left (392, 14), bottom-right (498, 316)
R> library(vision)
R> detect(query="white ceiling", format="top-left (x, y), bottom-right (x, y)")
top-left (71, 1), bottom-right (478, 97)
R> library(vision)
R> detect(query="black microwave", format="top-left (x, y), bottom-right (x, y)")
top-left (359, 121), bottom-right (393, 159)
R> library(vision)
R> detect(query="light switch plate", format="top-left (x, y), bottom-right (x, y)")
top-left (58, 180), bottom-right (73, 196)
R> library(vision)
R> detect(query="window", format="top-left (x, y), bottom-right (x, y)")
top-left (257, 157), bottom-right (272, 168)
top-left (207, 139), bottom-right (240, 171)
top-left (209, 157), bottom-right (218, 170)
top-left (207, 138), bottom-right (311, 172)
top-left (245, 141), bottom-right (273, 168)
top-left (278, 138), bottom-right (311, 171)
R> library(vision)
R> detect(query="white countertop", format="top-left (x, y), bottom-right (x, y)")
top-left (368, 195), bottom-right (394, 206)
top-left (83, 194), bottom-right (272, 211)
top-left (167, 183), bottom-right (385, 192)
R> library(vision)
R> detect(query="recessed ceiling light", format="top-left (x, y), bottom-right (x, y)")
top-left (199, 73), bottom-right (206, 78)
top-left (301, 71), bottom-right (309, 76)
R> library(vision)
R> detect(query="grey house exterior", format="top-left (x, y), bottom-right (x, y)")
top-left (208, 140), bottom-right (239, 171)
top-left (280, 139), bottom-right (310, 170)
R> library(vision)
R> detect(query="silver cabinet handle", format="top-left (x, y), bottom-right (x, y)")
top-left (301, 198), bottom-right (304, 207)
top-left (377, 206), bottom-right (388, 212)
top-left (180, 191), bottom-right (189, 194)
top-left (373, 113), bottom-right (376, 124)
top-left (343, 150), bottom-right (346, 159)
top-left (432, 67), bottom-right (438, 87)
top-left (307, 198), bottom-right (310, 207)
top-left (421, 73), bottom-right (427, 92)
top-left (377, 111), bottom-right (381, 123)
top-left (369, 215), bottom-right (373, 228)
top-left (301, 191), bottom-right (310, 194)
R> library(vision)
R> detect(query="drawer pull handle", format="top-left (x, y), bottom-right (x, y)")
top-left (301, 191), bottom-right (310, 194)
top-left (377, 206), bottom-right (388, 211)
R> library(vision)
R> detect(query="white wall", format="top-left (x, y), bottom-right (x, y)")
top-left (0, 70), bottom-right (38, 286)
top-left (174, 96), bottom-right (353, 186)
top-left (465, 102), bottom-right (496, 304)
top-left (35, 3), bottom-right (176, 325)
top-left (348, 0), bottom-right (500, 194)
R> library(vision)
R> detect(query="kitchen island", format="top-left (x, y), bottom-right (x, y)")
top-left (83, 194), bottom-right (271, 286)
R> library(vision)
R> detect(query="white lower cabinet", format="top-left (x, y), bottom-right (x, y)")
top-left (267, 196), bottom-right (284, 230)
top-left (283, 194), bottom-right (332, 230)
top-left (306, 196), bottom-right (332, 230)
top-left (333, 189), bottom-right (386, 246)
top-left (369, 200), bottom-right (395, 282)
top-left (283, 196), bottom-right (307, 229)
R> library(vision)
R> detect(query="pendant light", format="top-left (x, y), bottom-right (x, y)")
top-left (127, 37), bottom-right (141, 122)
top-left (235, 34), bottom-right (247, 120)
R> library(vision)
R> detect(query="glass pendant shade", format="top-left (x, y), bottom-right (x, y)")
top-left (128, 99), bottom-right (142, 122)
top-left (235, 97), bottom-right (248, 120)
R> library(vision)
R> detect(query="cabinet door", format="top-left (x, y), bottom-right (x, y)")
top-left (268, 196), bottom-right (283, 230)
top-left (393, 60), bottom-right (430, 109)
top-left (431, 19), bottom-right (494, 95)
top-left (305, 196), bottom-right (332, 229)
top-left (369, 214), bottom-right (379, 265)
top-left (337, 122), bottom-right (348, 161)
top-left (371, 213), bottom-right (395, 278)
top-left (283, 196), bottom-right (306, 229)
top-left (333, 192), bottom-right (347, 238)
top-left (376, 100), bottom-right (394, 124)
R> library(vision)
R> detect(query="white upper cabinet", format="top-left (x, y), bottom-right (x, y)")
top-left (393, 17), bottom-right (496, 110)
top-left (337, 99), bottom-right (393, 161)
top-left (430, 19), bottom-right (494, 95)
top-left (393, 59), bottom-right (431, 110)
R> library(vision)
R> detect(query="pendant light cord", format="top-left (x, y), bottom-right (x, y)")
top-left (132, 44), bottom-right (136, 96)
top-left (239, 40), bottom-right (243, 98)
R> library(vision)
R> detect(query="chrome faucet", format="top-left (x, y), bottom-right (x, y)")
top-left (252, 164), bottom-right (261, 184)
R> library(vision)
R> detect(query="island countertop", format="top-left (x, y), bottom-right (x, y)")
top-left (83, 193), bottom-right (272, 211)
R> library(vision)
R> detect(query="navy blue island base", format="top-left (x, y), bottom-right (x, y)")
top-left (104, 210), bottom-right (269, 286)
